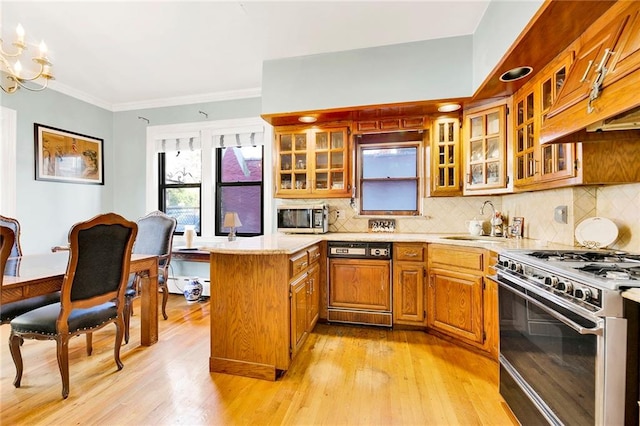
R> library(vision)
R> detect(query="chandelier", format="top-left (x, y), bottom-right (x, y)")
top-left (0, 24), bottom-right (54, 93)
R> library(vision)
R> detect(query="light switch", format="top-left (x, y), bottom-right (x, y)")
top-left (554, 205), bottom-right (567, 224)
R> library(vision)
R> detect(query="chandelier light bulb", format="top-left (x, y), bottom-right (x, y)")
top-left (16, 24), bottom-right (25, 43)
top-left (14, 60), bottom-right (22, 77)
top-left (39, 41), bottom-right (48, 55)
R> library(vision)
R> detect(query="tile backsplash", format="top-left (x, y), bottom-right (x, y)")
top-left (284, 182), bottom-right (640, 252)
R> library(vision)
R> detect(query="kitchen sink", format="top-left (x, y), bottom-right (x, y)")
top-left (440, 235), bottom-right (506, 244)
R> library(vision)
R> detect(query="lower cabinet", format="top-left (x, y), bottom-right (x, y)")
top-left (289, 245), bottom-right (321, 358)
top-left (427, 244), bottom-right (495, 356)
top-left (393, 243), bottom-right (427, 326)
top-left (290, 273), bottom-right (309, 356)
top-left (428, 268), bottom-right (484, 345)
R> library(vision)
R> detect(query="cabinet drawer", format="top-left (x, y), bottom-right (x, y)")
top-left (308, 245), bottom-right (321, 265)
top-left (290, 251), bottom-right (309, 277)
top-left (394, 243), bottom-right (425, 262)
top-left (428, 245), bottom-right (484, 272)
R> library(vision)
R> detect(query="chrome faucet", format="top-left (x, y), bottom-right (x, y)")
top-left (480, 201), bottom-right (496, 236)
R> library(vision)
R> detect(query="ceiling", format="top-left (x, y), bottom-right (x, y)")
top-left (1, 1), bottom-right (490, 110)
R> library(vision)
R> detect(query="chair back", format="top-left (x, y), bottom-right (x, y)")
top-left (0, 215), bottom-right (22, 258)
top-left (1, 225), bottom-right (15, 281)
top-left (61, 213), bottom-right (137, 314)
top-left (133, 211), bottom-right (177, 268)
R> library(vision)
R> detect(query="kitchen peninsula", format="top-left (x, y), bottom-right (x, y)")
top-left (207, 233), bottom-right (567, 380)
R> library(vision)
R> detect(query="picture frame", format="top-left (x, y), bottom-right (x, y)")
top-left (34, 123), bottom-right (104, 185)
top-left (511, 217), bottom-right (524, 237)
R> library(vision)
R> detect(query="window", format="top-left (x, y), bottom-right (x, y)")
top-left (357, 132), bottom-right (422, 216)
top-left (146, 118), bottom-right (271, 238)
top-left (215, 146), bottom-right (263, 237)
top-left (158, 149), bottom-right (202, 234)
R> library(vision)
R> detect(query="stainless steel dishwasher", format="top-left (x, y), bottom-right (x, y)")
top-left (327, 241), bottom-right (392, 327)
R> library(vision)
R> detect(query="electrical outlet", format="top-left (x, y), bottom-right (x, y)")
top-left (336, 209), bottom-right (345, 219)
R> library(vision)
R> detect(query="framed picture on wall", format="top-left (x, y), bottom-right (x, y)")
top-left (511, 217), bottom-right (524, 237)
top-left (34, 123), bottom-right (104, 185)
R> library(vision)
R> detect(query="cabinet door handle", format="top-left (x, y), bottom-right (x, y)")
top-left (405, 252), bottom-right (418, 257)
top-left (595, 48), bottom-right (614, 73)
top-left (579, 60), bottom-right (594, 83)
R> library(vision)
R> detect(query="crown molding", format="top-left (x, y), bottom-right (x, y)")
top-left (48, 82), bottom-right (262, 112)
top-left (49, 81), bottom-right (114, 111)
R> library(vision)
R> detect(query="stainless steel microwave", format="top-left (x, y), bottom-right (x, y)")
top-left (277, 204), bottom-right (329, 234)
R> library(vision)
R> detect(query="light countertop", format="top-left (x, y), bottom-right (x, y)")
top-left (201, 232), bottom-right (574, 255)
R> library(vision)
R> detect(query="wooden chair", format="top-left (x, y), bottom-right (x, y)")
top-left (1, 226), bottom-right (14, 281)
top-left (124, 210), bottom-right (176, 343)
top-left (1, 216), bottom-right (60, 325)
top-left (8, 212), bottom-right (137, 399)
top-left (0, 214), bottom-right (22, 258)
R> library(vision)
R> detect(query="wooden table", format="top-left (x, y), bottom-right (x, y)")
top-left (2, 251), bottom-right (159, 346)
top-left (171, 247), bottom-right (211, 263)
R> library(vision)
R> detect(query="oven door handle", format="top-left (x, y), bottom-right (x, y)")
top-left (499, 281), bottom-right (604, 336)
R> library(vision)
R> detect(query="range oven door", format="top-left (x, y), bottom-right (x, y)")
top-left (497, 272), bottom-right (627, 426)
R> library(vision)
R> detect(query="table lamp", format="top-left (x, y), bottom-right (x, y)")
top-left (223, 212), bottom-right (242, 241)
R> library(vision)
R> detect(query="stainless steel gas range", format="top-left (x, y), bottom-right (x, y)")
top-left (495, 249), bottom-right (639, 426)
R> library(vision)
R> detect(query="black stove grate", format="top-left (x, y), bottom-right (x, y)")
top-left (576, 264), bottom-right (640, 280)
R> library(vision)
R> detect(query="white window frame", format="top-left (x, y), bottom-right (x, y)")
top-left (145, 117), bottom-right (273, 238)
top-left (0, 107), bottom-right (17, 216)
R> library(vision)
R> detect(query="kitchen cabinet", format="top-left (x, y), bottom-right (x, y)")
top-left (462, 101), bottom-right (510, 194)
top-left (427, 244), bottom-right (489, 353)
top-left (290, 272), bottom-right (309, 357)
top-left (275, 126), bottom-right (350, 198)
top-left (355, 116), bottom-right (426, 133)
top-left (430, 116), bottom-right (462, 196)
top-left (289, 244), bottom-right (321, 358)
top-left (541, 1), bottom-right (640, 143)
top-left (393, 243), bottom-right (427, 326)
top-left (546, 18), bottom-right (626, 120)
top-left (514, 54), bottom-right (577, 188)
top-left (209, 241), bottom-right (322, 380)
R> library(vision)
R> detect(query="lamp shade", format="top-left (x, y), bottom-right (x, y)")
top-left (223, 212), bottom-right (242, 228)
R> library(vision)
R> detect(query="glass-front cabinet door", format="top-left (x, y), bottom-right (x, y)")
top-left (431, 117), bottom-right (461, 196)
top-left (276, 130), bottom-right (309, 195)
top-left (275, 126), bottom-right (350, 198)
top-left (539, 58), bottom-right (576, 182)
top-left (464, 104), bottom-right (508, 191)
top-left (312, 128), bottom-right (348, 194)
top-left (514, 91), bottom-right (537, 186)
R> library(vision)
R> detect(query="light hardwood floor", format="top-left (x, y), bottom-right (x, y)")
top-left (1, 294), bottom-right (517, 425)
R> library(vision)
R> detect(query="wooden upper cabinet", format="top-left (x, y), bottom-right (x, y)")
top-left (430, 117), bottom-right (461, 196)
top-left (275, 126), bottom-right (350, 198)
top-left (513, 53), bottom-right (578, 189)
top-left (463, 102), bottom-right (509, 193)
top-left (541, 1), bottom-right (640, 143)
top-left (547, 14), bottom-right (627, 119)
top-left (601, 2), bottom-right (640, 89)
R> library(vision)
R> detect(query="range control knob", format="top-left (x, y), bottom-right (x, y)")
top-left (557, 281), bottom-right (573, 293)
top-left (510, 262), bottom-right (523, 273)
top-left (544, 276), bottom-right (559, 287)
top-left (574, 287), bottom-right (592, 302)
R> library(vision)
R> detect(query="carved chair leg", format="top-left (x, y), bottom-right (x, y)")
top-left (86, 333), bottom-right (93, 356)
top-left (56, 335), bottom-right (70, 399)
top-left (114, 319), bottom-right (124, 370)
top-left (161, 284), bottom-right (169, 320)
top-left (9, 333), bottom-right (24, 388)
top-left (123, 299), bottom-right (131, 344)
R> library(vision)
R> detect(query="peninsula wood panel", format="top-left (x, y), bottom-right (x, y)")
top-left (210, 253), bottom-right (290, 380)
